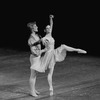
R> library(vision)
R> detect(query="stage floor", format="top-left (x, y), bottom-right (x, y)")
top-left (0, 53), bottom-right (100, 100)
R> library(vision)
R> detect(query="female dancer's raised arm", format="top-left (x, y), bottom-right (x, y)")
top-left (49, 15), bottom-right (54, 34)
top-left (44, 14), bottom-right (54, 36)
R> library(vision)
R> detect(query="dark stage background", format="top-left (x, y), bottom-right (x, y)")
top-left (0, 1), bottom-right (99, 56)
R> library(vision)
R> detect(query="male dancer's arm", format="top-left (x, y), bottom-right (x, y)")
top-left (40, 48), bottom-right (48, 54)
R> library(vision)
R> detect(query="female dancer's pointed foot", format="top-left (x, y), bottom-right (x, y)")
top-left (77, 49), bottom-right (87, 54)
top-left (50, 90), bottom-right (53, 96)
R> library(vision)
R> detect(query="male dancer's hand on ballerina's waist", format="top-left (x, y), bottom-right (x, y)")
top-left (40, 48), bottom-right (49, 54)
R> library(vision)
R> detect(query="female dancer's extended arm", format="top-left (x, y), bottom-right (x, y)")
top-left (49, 15), bottom-right (54, 35)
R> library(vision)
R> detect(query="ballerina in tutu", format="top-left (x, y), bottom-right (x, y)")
top-left (41, 15), bottom-right (87, 96)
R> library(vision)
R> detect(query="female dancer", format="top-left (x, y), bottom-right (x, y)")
top-left (41, 15), bottom-right (87, 96)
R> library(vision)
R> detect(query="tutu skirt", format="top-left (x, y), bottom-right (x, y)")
top-left (30, 45), bottom-right (67, 73)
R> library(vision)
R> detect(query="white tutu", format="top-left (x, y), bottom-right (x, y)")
top-left (30, 44), bottom-right (67, 73)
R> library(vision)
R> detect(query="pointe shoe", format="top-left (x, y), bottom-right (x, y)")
top-left (50, 90), bottom-right (53, 96)
top-left (77, 49), bottom-right (87, 54)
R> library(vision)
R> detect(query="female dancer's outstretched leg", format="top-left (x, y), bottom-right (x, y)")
top-left (47, 63), bottom-right (55, 96)
top-left (62, 44), bottom-right (87, 53)
top-left (29, 69), bottom-right (40, 97)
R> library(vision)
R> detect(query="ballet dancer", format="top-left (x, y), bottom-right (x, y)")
top-left (41, 15), bottom-right (87, 96)
top-left (27, 22), bottom-right (47, 97)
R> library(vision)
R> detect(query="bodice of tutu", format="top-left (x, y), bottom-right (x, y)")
top-left (42, 34), bottom-right (55, 51)
top-left (48, 37), bottom-right (55, 51)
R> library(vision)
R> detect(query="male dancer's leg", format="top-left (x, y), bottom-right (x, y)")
top-left (29, 69), bottom-right (39, 97)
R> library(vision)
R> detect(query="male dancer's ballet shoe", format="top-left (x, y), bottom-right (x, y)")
top-left (31, 93), bottom-right (38, 97)
top-left (35, 90), bottom-right (40, 94)
top-left (30, 91), bottom-right (39, 97)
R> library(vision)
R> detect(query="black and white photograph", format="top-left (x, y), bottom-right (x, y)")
top-left (0, 1), bottom-right (100, 100)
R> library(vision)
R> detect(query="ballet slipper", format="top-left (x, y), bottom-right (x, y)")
top-left (35, 90), bottom-right (40, 94)
top-left (31, 91), bottom-right (38, 97)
